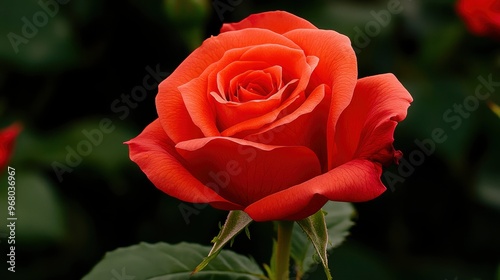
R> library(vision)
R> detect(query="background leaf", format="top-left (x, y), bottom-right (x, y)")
top-left (323, 201), bottom-right (356, 249)
top-left (82, 242), bottom-right (265, 280)
top-left (290, 202), bottom-right (355, 277)
top-left (0, 0), bottom-right (81, 73)
top-left (0, 171), bottom-right (66, 244)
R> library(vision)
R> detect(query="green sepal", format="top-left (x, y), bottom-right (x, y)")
top-left (291, 202), bottom-right (356, 279)
top-left (296, 209), bottom-right (332, 280)
top-left (193, 210), bottom-right (253, 274)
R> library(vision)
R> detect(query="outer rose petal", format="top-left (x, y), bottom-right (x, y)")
top-left (126, 119), bottom-right (242, 210)
top-left (331, 74), bottom-right (413, 168)
top-left (245, 159), bottom-right (386, 221)
top-left (220, 10), bottom-right (318, 34)
top-left (284, 29), bottom-right (358, 169)
top-left (175, 137), bottom-right (322, 206)
top-left (157, 28), bottom-right (302, 143)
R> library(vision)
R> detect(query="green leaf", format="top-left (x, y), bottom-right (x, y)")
top-left (0, 171), bottom-right (66, 244)
top-left (0, 0), bottom-right (81, 72)
top-left (163, 0), bottom-right (210, 50)
top-left (194, 210), bottom-right (253, 274)
top-left (83, 242), bottom-right (265, 280)
top-left (420, 20), bottom-right (465, 69)
top-left (291, 202), bottom-right (355, 278)
top-left (324, 201), bottom-right (356, 249)
top-left (296, 209), bottom-right (332, 280)
top-left (14, 119), bottom-right (136, 190)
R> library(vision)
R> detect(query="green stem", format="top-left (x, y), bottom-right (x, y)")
top-left (275, 220), bottom-right (294, 280)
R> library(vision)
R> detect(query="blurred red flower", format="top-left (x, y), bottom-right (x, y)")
top-left (0, 123), bottom-right (22, 171)
top-left (457, 0), bottom-right (500, 37)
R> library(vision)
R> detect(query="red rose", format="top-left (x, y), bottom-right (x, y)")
top-left (0, 123), bottom-right (21, 171)
top-left (126, 11), bottom-right (412, 221)
top-left (457, 0), bottom-right (500, 37)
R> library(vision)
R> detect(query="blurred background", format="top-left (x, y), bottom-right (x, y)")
top-left (1, 0), bottom-right (499, 279)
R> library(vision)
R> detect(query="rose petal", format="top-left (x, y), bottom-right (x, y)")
top-left (210, 81), bottom-right (291, 130)
top-left (176, 47), bottom-right (269, 137)
top-left (330, 74), bottom-right (413, 168)
top-left (126, 119), bottom-right (241, 210)
top-left (245, 84), bottom-right (331, 169)
top-left (220, 55), bottom-right (318, 137)
top-left (233, 45), bottom-right (319, 101)
top-left (203, 62), bottom-right (287, 131)
top-left (284, 29), bottom-right (358, 170)
top-left (220, 10), bottom-right (318, 34)
top-left (222, 63), bottom-right (280, 101)
top-left (157, 28), bottom-right (302, 143)
top-left (236, 71), bottom-right (275, 98)
top-left (175, 137), bottom-right (322, 207)
top-left (220, 90), bottom-right (303, 137)
top-left (244, 159), bottom-right (386, 221)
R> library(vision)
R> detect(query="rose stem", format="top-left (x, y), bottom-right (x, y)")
top-left (275, 220), bottom-right (294, 280)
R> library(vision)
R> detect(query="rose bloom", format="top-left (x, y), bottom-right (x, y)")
top-left (0, 123), bottom-right (21, 171)
top-left (127, 11), bottom-right (412, 221)
top-left (456, 0), bottom-right (500, 37)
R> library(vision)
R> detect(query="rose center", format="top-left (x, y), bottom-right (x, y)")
top-left (229, 66), bottom-right (283, 102)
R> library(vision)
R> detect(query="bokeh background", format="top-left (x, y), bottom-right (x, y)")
top-left (1, 0), bottom-right (499, 279)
